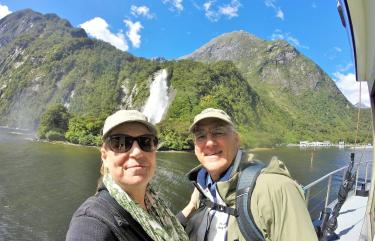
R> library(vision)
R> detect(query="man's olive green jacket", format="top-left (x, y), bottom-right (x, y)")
top-left (183, 150), bottom-right (318, 241)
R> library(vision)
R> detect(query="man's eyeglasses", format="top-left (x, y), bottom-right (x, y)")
top-left (193, 126), bottom-right (231, 144)
top-left (106, 134), bottom-right (158, 153)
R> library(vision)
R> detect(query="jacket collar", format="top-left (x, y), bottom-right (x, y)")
top-left (187, 149), bottom-right (243, 183)
top-left (187, 150), bottom-right (247, 205)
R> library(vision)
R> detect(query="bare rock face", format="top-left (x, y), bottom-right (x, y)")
top-left (0, 9), bottom-right (87, 49)
top-left (182, 31), bottom-right (264, 62)
top-left (181, 31), bottom-right (343, 97)
top-left (0, 9), bottom-right (42, 48)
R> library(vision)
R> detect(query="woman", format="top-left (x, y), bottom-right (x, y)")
top-left (66, 109), bottom-right (189, 241)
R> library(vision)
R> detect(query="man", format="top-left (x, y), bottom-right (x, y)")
top-left (178, 108), bottom-right (318, 241)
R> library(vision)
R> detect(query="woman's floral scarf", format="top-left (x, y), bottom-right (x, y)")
top-left (103, 174), bottom-right (189, 241)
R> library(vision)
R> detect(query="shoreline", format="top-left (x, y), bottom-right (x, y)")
top-left (249, 147), bottom-right (275, 152)
top-left (158, 149), bottom-right (193, 153)
top-left (3, 127), bottom-right (371, 151)
top-left (35, 139), bottom-right (100, 149)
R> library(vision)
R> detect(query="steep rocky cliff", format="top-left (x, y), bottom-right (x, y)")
top-left (0, 9), bottom-right (156, 129)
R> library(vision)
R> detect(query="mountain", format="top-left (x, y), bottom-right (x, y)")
top-left (354, 102), bottom-right (370, 109)
top-left (182, 31), bottom-right (342, 95)
top-left (0, 10), bottom-right (371, 148)
top-left (0, 9), bottom-right (155, 129)
top-left (181, 31), bottom-right (371, 144)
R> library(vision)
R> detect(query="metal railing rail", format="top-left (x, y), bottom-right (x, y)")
top-left (303, 160), bottom-right (371, 209)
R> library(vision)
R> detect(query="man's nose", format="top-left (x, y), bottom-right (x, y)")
top-left (205, 134), bottom-right (216, 146)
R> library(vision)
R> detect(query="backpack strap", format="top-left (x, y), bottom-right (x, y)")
top-left (200, 199), bottom-right (238, 216)
top-left (236, 162), bottom-right (266, 241)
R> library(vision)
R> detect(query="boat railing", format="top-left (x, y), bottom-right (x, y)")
top-left (303, 160), bottom-right (371, 218)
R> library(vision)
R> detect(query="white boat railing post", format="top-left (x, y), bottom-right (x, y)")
top-left (355, 167), bottom-right (360, 191)
top-left (325, 175), bottom-right (332, 208)
top-left (305, 189), bottom-right (311, 205)
top-left (302, 158), bottom-right (371, 219)
top-left (365, 162), bottom-right (369, 184)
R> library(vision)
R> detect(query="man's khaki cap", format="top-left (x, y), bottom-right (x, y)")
top-left (189, 108), bottom-right (234, 132)
top-left (102, 110), bottom-right (157, 140)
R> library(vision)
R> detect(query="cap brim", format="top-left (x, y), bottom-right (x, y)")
top-left (189, 116), bottom-right (233, 132)
top-left (102, 120), bottom-right (157, 140)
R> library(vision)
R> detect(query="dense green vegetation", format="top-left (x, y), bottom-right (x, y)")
top-left (37, 104), bottom-right (70, 141)
top-left (65, 115), bottom-right (106, 146)
top-left (1, 10), bottom-right (373, 150)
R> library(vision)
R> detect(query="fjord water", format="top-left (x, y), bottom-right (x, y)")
top-left (0, 128), bottom-right (372, 241)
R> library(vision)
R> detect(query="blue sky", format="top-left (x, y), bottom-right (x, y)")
top-left (0, 0), bottom-right (370, 106)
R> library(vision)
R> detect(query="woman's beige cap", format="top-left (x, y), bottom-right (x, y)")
top-left (189, 108), bottom-right (234, 132)
top-left (102, 110), bottom-right (157, 139)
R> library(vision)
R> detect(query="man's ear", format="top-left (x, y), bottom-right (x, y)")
top-left (235, 132), bottom-right (240, 146)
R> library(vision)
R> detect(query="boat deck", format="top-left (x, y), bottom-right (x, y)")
top-left (334, 195), bottom-right (368, 241)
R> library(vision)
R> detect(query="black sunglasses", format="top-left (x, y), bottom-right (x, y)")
top-left (106, 134), bottom-right (158, 153)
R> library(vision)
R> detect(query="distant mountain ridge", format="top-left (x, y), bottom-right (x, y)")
top-left (182, 31), bottom-right (345, 96)
top-left (0, 10), bottom-right (371, 148)
top-left (354, 102), bottom-right (370, 109)
top-left (181, 31), bottom-right (372, 145)
top-left (0, 9), bottom-right (87, 48)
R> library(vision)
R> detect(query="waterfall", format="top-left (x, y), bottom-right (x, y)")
top-left (142, 69), bottom-right (170, 124)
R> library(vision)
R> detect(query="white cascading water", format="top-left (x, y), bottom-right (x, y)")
top-left (142, 69), bottom-right (170, 124)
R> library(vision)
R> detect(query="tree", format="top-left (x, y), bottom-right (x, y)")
top-left (65, 115), bottom-right (105, 146)
top-left (37, 104), bottom-right (70, 139)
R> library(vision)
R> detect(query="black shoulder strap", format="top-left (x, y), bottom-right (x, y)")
top-left (200, 198), bottom-right (238, 216)
top-left (236, 162), bottom-right (266, 241)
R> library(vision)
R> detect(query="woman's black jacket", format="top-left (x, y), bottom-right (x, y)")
top-left (66, 187), bottom-right (153, 241)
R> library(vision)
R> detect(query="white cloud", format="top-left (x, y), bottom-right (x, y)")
top-left (333, 72), bottom-right (370, 106)
top-left (276, 9), bottom-right (284, 20)
top-left (124, 19), bottom-right (143, 48)
top-left (337, 62), bottom-right (354, 72)
top-left (264, 0), bottom-right (276, 8)
top-left (326, 46), bottom-right (343, 60)
top-left (0, 4), bottom-right (12, 19)
top-left (271, 29), bottom-right (309, 49)
top-left (219, 0), bottom-right (241, 18)
top-left (79, 17), bottom-right (128, 51)
top-left (162, 0), bottom-right (183, 12)
top-left (334, 46), bottom-right (342, 52)
top-left (203, 1), bottom-right (213, 11)
top-left (192, 1), bottom-right (201, 10)
top-left (203, 0), bottom-right (241, 22)
top-left (204, 1), bottom-right (218, 21)
top-left (264, 0), bottom-right (284, 20)
top-left (131, 5), bottom-right (155, 19)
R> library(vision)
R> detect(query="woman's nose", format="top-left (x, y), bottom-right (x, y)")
top-left (129, 141), bottom-right (143, 158)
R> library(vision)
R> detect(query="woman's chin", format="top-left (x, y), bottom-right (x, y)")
top-left (120, 175), bottom-right (151, 187)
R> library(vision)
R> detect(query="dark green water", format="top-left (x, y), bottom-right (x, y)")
top-left (0, 127), bottom-right (372, 240)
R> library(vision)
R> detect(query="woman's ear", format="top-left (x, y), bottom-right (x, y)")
top-left (101, 146), bottom-right (108, 167)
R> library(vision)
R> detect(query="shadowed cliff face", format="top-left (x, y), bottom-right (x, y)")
top-left (0, 9), bottom-right (148, 130)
